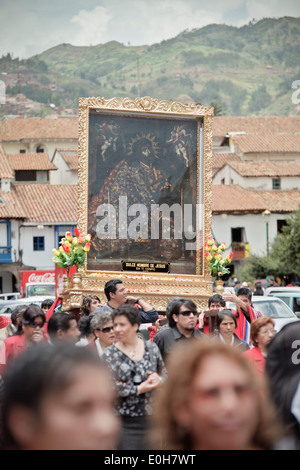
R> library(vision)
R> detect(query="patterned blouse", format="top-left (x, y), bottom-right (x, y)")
top-left (102, 341), bottom-right (166, 417)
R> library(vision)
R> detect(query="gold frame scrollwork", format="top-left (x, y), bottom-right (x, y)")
top-left (64, 96), bottom-right (214, 312)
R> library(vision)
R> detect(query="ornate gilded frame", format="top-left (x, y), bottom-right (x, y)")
top-left (65, 97), bottom-right (213, 311)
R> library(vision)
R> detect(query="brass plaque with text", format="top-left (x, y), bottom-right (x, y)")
top-left (121, 260), bottom-right (170, 273)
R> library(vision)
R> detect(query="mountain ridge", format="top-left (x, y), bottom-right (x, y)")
top-left (1, 16), bottom-right (300, 117)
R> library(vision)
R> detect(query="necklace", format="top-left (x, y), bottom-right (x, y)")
top-left (122, 338), bottom-right (140, 358)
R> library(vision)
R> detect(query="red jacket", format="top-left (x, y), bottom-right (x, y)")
top-left (243, 346), bottom-right (266, 377)
top-left (0, 333), bottom-right (47, 376)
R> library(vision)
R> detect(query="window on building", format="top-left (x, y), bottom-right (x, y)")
top-left (33, 236), bottom-right (45, 251)
top-left (15, 170), bottom-right (36, 182)
top-left (36, 171), bottom-right (48, 182)
top-left (36, 146), bottom-right (45, 153)
top-left (231, 227), bottom-right (245, 243)
top-left (55, 225), bottom-right (76, 248)
top-left (19, 149), bottom-right (26, 153)
top-left (272, 178), bottom-right (281, 190)
top-left (277, 219), bottom-right (287, 233)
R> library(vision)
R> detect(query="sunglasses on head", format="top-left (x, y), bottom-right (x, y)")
top-left (179, 310), bottom-right (197, 316)
top-left (96, 326), bottom-right (114, 333)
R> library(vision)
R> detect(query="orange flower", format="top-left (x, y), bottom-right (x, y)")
top-left (205, 252), bottom-right (213, 261)
top-left (65, 232), bottom-right (73, 242)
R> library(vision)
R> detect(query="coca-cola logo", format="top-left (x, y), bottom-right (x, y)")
top-left (56, 274), bottom-right (65, 296)
top-left (28, 273), bottom-right (55, 283)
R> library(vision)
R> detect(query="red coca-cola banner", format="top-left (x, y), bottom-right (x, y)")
top-left (20, 270), bottom-right (55, 297)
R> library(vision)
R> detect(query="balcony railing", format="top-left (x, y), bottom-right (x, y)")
top-left (232, 242), bottom-right (246, 260)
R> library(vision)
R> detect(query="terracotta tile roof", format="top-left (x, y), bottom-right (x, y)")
top-left (0, 187), bottom-right (25, 219)
top-left (7, 153), bottom-right (57, 171)
top-left (212, 152), bottom-right (240, 169)
top-left (2, 115), bottom-right (299, 146)
top-left (58, 150), bottom-right (78, 171)
top-left (212, 184), bottom-right (300, 213)
top-left (213, 116), bottom-right (300, 137)
top-left (13, 184), bottom-right (78, 223)
top-left (232, 134), bottom-right (300, 154)
top-left (226, 161), bottom-right (300, 177)
top-left (0, 144), bottom-right (14, 178)
top-left (0, 117), bottom-right (78, 142)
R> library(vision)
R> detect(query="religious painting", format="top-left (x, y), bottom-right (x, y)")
top-left (77, 97), bottom-right (213, 278)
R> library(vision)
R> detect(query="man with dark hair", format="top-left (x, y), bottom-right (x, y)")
top-left (47, 312), bottom-right (80, 345)
top-left (94, 279), bottom-right (158, 324)
top-left (153, 297), bottom-right (206, 359)
top-left (208, 293), bottom-right (226, 309)
top-left (234, 280), bottom-right (241, 293)
top-left (198, 293), bottom-right (226, 336)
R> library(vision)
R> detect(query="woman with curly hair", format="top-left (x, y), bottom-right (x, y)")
top-left (80, 295), bottom-right (101, 316)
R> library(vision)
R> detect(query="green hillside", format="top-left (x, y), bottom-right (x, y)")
top-left (1, 16), bottom-right (300, 116)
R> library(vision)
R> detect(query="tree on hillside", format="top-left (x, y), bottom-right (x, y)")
top-left (209, 98), bottom-right (225, 116)
top-left (248, 85), bottom-right (272, 113)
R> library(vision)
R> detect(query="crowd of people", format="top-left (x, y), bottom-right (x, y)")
top-left (0, 279), bottom-right (299, 451)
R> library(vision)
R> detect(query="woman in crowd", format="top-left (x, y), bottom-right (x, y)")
top-left (76, 315), bottom-right (95, 346)
top-left (213, 309), bottom-right (249, 352)
top-left (89, 312), bottom-right (115, 356)
top-left (41, 298), bottom-right (55, 316)
top-left (150, 341), bottom-right (283, 450)
top-left (102, 304), bottom-right (166, 450)
top-left (0, 304), bottom-right (47, 376)
top-left (243, 316), bottom-right (276, 377)
top-left (1, 345), bottom-right (120, 450)
top-left (80, 295), bottom-right (101, 316)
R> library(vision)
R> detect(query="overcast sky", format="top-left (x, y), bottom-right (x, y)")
top-left (1, 0), bottom-right (300, 59)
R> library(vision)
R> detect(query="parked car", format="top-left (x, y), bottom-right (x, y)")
top-left (266, 291), bottom-right (300, 317)
top-left (265, 286), bottom-right (300, 295)
top-left (0, 296), bottom-right (55, 315)
top-left (0, 292), bottom-right (21, 301)
top-left (226, 295), bottom-right (299, 332)
top-left (264, 287), bottom-right (300, 315)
